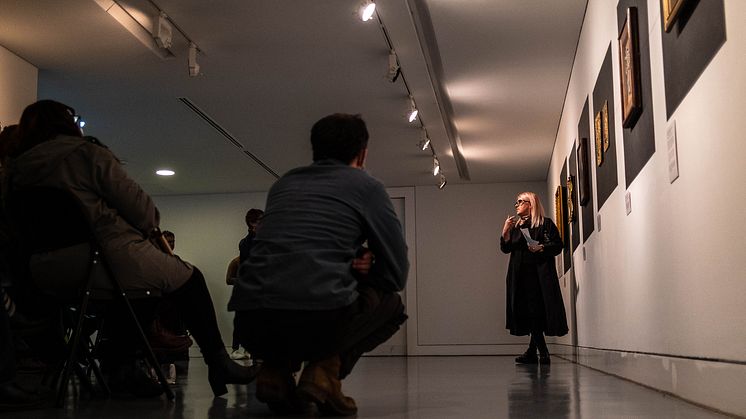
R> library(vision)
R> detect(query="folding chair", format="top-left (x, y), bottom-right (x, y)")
top-left (6, 186), bottom-right (175, 406)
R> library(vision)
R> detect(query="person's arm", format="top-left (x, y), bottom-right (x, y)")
top-left (500, 215), bottom-right (516, 254)
top-left (361, 183), bottom-right (409, 292)
top-left (539, 219), bottom-right (563, 256)
top-left (226, 256), bottom-right (239, 285)
top-left (88, 145), bottom-right (158, 235)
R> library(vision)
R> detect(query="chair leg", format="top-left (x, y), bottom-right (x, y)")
top-left (116, 290), bottom-right (175, 401)
top-left (56, 291), bottom-right (93, 407)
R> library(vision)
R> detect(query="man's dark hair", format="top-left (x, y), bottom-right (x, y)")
top-left (310, 113), bottom-right (369, 163)
top-left (15, 100), bottom-right (82, 157)
top-left (245, 209), bottom-right (264, 227)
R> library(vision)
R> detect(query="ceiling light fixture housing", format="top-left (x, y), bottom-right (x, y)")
top-left (407, 96), bottom-right (418, 123)
top-left (438, 173), bottom-right (447, 189)
top-left (432, 156), bottom-right (440, 176)
top-left (418, 130), bottom-right (430, 151)
top-left (360, 0), bottom-right (376, 22)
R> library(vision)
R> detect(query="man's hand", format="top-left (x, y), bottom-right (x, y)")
top-left (352, 249), bottom-right (375, 275)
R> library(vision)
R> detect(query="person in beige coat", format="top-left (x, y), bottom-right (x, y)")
top-left (1, 100), bottom-right (256, 398)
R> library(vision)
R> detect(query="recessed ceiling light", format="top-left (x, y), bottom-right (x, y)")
top-left (156, 169), bottom-right (175, 176)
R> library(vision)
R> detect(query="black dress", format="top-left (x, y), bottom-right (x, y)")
top-left (500, 218), bottom-right (568, 337)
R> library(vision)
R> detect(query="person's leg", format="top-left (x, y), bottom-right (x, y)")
top-left (1, 289), bottom-right (43, 410)
top-left (296, 286), bottom-right (407, 416)
top-left (168, 268), bottom-right (257, 396)
top-left (531, 332), bottom-right (550, 364)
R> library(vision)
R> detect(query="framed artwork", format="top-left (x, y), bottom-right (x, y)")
top-left (662, 0), bottom-right (686, 32)
top-left (619, 7), bottom-right (642, 128)
top-left (577, 138), bottom-right (590, 206)
top-left (602, 100), bottom-right (610, 150)
top-left (566, 175), bottom-right (576, 223)
top-left (594, 110), bottom-right (604, 166)
top-left (555, 185), bottom-right (565, 240)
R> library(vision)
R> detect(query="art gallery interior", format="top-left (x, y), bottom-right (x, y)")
top-left (1, 0), bottom-right (744, 417)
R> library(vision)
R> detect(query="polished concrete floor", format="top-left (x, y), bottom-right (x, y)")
top-left (4, 356), bottom-right (729, 418)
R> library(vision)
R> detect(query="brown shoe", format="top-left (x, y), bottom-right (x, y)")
top-left (296, 356), bottom-right (357, 416)
top-left (256, 363), bottom-right (305, 414)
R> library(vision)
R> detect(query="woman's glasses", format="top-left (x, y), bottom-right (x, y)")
top-left (514, 199), bottom-right (530, 207)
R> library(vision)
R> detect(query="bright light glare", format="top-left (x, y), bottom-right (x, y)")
top-left (420, 138), bottom-right (430, 150)
top-left (361, 3), bottom-right (376, 21)
top-left (156, 169), bottom-right (175, 176)
top-left (408, 109), bottom-right (418, 123)
top-left (78, 120), bottom-right (86, 128)
top-left (432, 160), bottom-right (440, 176)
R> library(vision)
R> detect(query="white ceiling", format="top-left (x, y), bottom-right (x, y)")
top-left (0, 0), bottom-right (587, 194)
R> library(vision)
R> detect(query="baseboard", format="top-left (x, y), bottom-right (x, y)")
top-left (551, 344), bottom-right (746, 418)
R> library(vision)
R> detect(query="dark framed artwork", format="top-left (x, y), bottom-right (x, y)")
top-left (566, 175), bottom-right (576, 223)
top-left (577, 137), bottom-right (590, 206)
top-left (594, 110), bottom-right (604, 166)
top-left (555, 185), bottom-right (565, 240)
top-left (662, 0), bottom-right (686, 32)
top-left (619, 7), bottom-right (642, 128)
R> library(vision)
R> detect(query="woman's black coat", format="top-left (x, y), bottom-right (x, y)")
top-left (500, 218), bottom-right (568, 337)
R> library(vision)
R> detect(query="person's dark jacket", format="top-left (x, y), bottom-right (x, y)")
top-left (500, 217), bottom-right (568, 336)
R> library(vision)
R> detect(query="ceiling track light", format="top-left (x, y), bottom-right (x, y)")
top-left (407, 96), bottom-right (419, 123)
top-left (438, 173), bottom-right (447, 189)
top-left (432, 156), bottom-right (440, 176)
top-left (386, 50), bottom-right (401, 83)
top-left (360, 0), bottom-right (376, 22)
top-left (188, 42), bottom-right (200, 77)
top-left (154, 12), bottom-right (173, 49)
top-left (417, 129), bottom-right (431, 151)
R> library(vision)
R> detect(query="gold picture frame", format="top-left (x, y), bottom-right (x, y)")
top-left (662, 0), bottom-right (686, 32)
top-left (602, 100), bottom-right (610, 151)
top-left (619, 7), bottom-right (642, 128)
top-left (594, 110), bottom-right (604, 166)
top-left (555, 185), bottom-right (565, 240)
top-left (566, 175), bottom-right (576, 223)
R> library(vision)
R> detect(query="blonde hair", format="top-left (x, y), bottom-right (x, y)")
top-left (517, 191), bottom-right (545, 228)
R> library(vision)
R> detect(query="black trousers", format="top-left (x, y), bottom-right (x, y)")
top-left (235, 286), bottom-right (407, 379)
top-left (103, 267), bottom-right (224, 362)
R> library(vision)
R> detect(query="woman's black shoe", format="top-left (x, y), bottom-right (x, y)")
top-left (206, 348), bottom-right (259, 397)
top-left (514, 351), bottom-right (538, 364)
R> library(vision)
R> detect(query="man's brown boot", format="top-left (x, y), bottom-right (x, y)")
top-left (297, 356), bottom-right (357, 416)
top-left (256, 363), bottom-right (305, 414)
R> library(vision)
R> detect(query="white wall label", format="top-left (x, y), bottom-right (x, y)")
top-left (667, 120), bottom-right (680, 183)
top-left (625, 191), bottom-right (632, 215)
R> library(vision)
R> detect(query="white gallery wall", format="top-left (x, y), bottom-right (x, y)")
top-left (0, 45), bottom-right (37, 129)
top-left (548, 0), bottom-right (746, 415)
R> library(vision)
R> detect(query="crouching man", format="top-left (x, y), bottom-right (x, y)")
top-left (229, 113), bottom-right (409, 415)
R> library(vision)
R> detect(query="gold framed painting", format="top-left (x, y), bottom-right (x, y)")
top-left (576, 137), bottom-right (590, 206)
top-left (566, 175), bottom-right (576, 223)
top-left (662, 0), bottom-right (686, 32)
top-left (594, 110), bottom-right (604, 166)
top-left (602, 100), bottom-right (610, 150)
top-left (618, 7), bottom-right (642, 128)
top-left (555, 185), bottom-right (564, 239)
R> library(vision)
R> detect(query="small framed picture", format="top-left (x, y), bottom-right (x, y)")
top-left (602, 100), bottom-right (610, 151)
top-left (577, 138), bottom-right (590, 206)
top-left (566, 175), bottom-right (576, 223)
top-left (662, 0), bottom-right (686, 32)
top-left (594, 110), bottom-right (604, 166)
top-left (619, 7), bottom-right (642, 128)
top-left (555, 185), bottom-right (565, 239)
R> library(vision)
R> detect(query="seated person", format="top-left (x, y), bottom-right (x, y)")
top-left (1, 100), bottom-right (256, 398)
top-left (229, 113), bottom-right (409, 415)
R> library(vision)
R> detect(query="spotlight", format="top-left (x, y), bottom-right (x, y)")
top-left (407, 96), bottom-right (418, 123)
top-left (432, 156), bottom-right (440, 176)
top-left (386, 50), bottom-right (401, 83)
top-left (360, 0), bottom-right (376, 22)
top-left (417, 130), bottom-right (430, 151)
top-left (438, 173), bottom-right (447, 189)
top-left (188, 42), bottom-right (200, 77)
top-left (154, 12), bottom-right (173, 49)
top-left (156, 169), bottom-right (175, 176)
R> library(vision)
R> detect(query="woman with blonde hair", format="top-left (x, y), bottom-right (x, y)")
top-left (500, 191), bottom-right (567, 364)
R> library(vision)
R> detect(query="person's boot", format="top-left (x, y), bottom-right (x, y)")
top-left (297, 355), bottom-right (357, 416)
top-left (256, 362), bottom-right (306, 414)
top-left (205, 348), bottom-right (259, 397)
top-left (515, 347), bottom-right (538, 364)
top-left (538, 351), bottom-right (551, 365)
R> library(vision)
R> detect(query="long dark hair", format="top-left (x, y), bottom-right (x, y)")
top-left (14, 100), bottom-right (82, 157)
